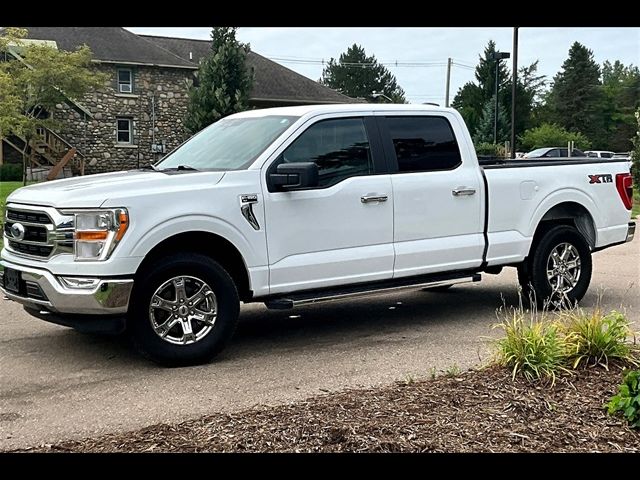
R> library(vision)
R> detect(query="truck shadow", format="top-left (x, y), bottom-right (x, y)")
top-left (10, 278), bottom-right (619, 369)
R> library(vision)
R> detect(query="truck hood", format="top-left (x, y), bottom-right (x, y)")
top-left (7, 170), bottom-right (227, 208)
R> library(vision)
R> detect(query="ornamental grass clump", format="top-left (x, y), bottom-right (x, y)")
top-left (494, 306), bottom-right (569, 384)
top-left (559, 308), bottom-right (637, 370)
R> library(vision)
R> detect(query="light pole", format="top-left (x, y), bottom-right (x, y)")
top-left (489, 51), bottom-right (510, 145)
top-left (371, 92), bottom-right (393, 103)
top-left (511, 28), bottom-right (519, 158)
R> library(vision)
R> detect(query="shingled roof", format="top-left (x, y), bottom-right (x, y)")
top-left (8, 27), bottom-right (357, 105)
top-left (18, 27), bottom-right (197, 69)
top-left (140, 34), bottom-right (357, 105)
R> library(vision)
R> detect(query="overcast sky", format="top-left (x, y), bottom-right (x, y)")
top-left (128, 27), bottom-right (639, 105)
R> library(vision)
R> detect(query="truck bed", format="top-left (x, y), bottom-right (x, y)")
top-left (478, 157), bottom-right (631, 169)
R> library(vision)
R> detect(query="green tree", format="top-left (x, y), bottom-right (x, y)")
top-left (452, 41), bottom-right (545, 144)
top-left (503, 61), bottom-right (547, 141)
top-left (601, 60), bottom-right (640, 152)
top-left (185, 27), bottom-right (253, 134)
top-left (631, 109), bottom-right (640, 187)
top-left (0, 27), bottom-right (106, 184)
top-left (545, 42), bottom-right (605, 146)
top-left (452, 41), bottom-right (510, 138)
top-left (519, 123), bottom-right (591, 151)
top-left (473, 95), bottom-right (510, 145)
top-left (320, 44), bottom-right (406, 103)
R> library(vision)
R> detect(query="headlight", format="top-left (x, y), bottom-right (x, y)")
top-left (61, 208), bottom-right (129, 261)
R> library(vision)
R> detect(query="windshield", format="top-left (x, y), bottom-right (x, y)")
top-left (156, 115), bottom-right (299, 171)
top-left (525, 148), bottom-right (549, 158)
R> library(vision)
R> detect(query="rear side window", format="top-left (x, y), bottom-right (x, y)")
top-left (386, 116), bottom-right (461, 172)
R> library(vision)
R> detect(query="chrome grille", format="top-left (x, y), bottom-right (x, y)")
top-left (4, 205), bottom-right (74, 260)
top-left (7, 210), bottom-right (51, 224)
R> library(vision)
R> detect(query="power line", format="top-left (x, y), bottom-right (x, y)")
top-left (265, 54), bottom-right (471, 70)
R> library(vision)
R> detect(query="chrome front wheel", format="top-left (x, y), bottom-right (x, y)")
top-left (149, 275), bottom-right (218, 345)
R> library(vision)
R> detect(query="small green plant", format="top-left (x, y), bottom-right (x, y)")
top-left (445, 364), bottom-right (461, 377)
top-left (429, 366), bottom-right (437, 380)
top-left (560, 308), bottom-right (637, 370)
top-left (494, 307), bottom-right (569, 384)
top-left (402, 373), bottom-right (415, 385)
top-left (607, 369), bottom-right (640, 428)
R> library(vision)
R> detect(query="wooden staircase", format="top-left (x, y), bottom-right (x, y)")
top-left (3, 128), bottom-right (85, 181)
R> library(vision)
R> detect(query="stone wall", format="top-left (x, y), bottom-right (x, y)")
top-left (54, 64), bottom-right (194, 174)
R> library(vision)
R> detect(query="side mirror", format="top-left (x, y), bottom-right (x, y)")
top-left (270, 162), bottom-right (319, 190)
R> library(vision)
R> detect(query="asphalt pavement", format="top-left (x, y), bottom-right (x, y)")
top-left (1, 239), bottom-right (637, 450)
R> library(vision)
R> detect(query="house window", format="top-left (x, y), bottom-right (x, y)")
top-left (117, 68), bottom-right (132, 93)
top-left (116, 118), bottom-right (133, 144)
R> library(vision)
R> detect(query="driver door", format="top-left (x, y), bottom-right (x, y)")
top-left (262, 115), bottom-right (394, 295)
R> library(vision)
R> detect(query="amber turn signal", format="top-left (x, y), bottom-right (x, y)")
top-left (115, 211), bottom-right (129, 241)
top-left (75, 230), bottom-right (109, 241)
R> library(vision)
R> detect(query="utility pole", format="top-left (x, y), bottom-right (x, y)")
top-left (445, 57), bottom-right (452, 107)
top-left (510, 27), bottom-right (519, 158)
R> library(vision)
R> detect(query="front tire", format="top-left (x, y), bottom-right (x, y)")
top-left (519, 225), bottom-right (592, 309)
top-left (129, 253), bottom-right (240, 366)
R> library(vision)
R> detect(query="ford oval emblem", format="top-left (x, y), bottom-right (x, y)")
top-left (10, 223), bottom-right (25, 241)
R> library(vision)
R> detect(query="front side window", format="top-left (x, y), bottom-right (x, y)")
top-left (118, 68), bottom-right (132, 93)
top-left (116, 118), bottom-right (132, 144)
top-left (386, 116), bottom-right (461, 172)
top-left (280, 118), bottom-right (372, 187)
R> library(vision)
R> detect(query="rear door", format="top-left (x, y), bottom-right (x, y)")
top-left (377, 113), bottom-right (485, 278)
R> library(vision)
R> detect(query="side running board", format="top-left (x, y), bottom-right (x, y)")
top-left (264, 273), bottom-right (481, 310)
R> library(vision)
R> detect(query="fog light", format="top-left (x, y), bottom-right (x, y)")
top-left (59, 277), bottom-right (100, 290)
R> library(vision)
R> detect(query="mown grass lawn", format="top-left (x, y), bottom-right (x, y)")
top-left (633, 189), bottom-right (640, 218)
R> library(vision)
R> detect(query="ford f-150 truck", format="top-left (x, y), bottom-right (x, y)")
top-left (1, 104), bottom-right (635, 366)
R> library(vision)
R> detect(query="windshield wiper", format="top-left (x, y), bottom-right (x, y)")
top-left (159, 165), bottom-right (199, 172)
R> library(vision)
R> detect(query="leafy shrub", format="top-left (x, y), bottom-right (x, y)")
top-left (475, 142), bottom-right (508, 159)
top-left (518, 123), bottom-right (591, 151)
top-left (560, 308), bottom-right (637, 369)
top-left (494, 307), bottom-right (568, 384)
top-left (607, 369), bottom-right (640, 428)
top-left (0, 164), bottom-right (22, 181)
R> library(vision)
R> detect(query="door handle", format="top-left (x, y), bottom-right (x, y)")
top-left (361, 194), bottom-right (388, 203)
top-left (452, 187), bottom-right (476, 196)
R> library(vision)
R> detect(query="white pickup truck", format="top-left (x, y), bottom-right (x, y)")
top-left (1, 104), bottom-right (635, 366)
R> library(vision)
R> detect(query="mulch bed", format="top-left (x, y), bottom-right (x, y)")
top-left (16, 365), bottom-right (640, 453)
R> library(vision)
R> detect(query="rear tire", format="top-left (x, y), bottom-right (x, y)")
top-left (519, 225), bottom-right (592, 309)
top-left (129, 252), bottom-right (240, 367)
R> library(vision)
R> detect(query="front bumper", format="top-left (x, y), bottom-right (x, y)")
top-left (1, 260), bottom-right (133, 333)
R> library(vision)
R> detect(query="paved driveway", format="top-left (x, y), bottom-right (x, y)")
top-left (1, 240), bottom-right (637, 450)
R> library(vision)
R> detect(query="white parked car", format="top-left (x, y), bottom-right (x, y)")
top-left (585, 150), bottom-right (616, 159)
top-left (2, 104), bottom-right (636, 366)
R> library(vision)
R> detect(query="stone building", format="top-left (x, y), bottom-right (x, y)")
top-left (1, 27), bottom-right (356, 174)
